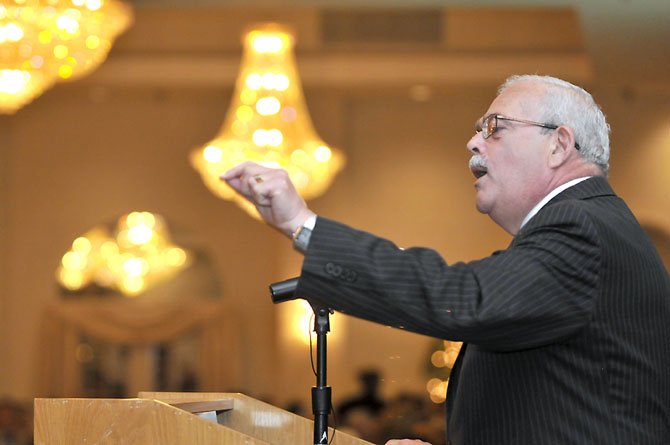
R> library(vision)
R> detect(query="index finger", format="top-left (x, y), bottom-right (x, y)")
top-left (220, 161), bottom-right (259, 181)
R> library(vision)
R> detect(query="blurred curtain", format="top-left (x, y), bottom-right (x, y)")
top-left (38, 297), bottom-right (240, 397)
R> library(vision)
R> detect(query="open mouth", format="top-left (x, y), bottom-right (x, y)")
top-left (471, 166), bottom-right (487, 179)
top-left (469, 156), bottom-right (488, 179)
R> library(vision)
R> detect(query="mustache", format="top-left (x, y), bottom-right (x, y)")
top-left (469, 155), bottom-right (488, 171)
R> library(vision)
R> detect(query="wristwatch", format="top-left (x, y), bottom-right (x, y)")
top-left (292, 214), bottom-right (317, 253)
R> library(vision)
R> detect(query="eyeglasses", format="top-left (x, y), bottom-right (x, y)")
top-left (475, 114), bottom-right (581, 150)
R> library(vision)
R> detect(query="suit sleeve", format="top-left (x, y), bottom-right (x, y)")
top-left (295, 201), bottom-right (601, 351)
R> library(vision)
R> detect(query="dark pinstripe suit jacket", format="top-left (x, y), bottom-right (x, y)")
top-left (295, 177), bottom-right (670, 444)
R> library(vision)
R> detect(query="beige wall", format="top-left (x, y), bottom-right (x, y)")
top-left (0, 118), bottom-right (10, 390)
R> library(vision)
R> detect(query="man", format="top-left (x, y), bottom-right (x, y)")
top-left (222, 75), bottom-right (670, 444)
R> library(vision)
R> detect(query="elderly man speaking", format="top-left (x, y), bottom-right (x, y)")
top-left (222, 75), bottom-right (670, 445)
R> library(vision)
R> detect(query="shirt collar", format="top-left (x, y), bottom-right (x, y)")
top-left (520, 176), bottom-right (592, 229)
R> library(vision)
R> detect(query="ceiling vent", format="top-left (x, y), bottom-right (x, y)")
top-left (321, 9), bottom-right (443, 46)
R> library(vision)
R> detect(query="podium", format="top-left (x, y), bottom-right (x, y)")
top-left (34, 392), bottom-right (374, 444)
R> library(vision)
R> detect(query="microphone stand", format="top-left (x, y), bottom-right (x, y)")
top-left (311, 303), bottom-right (332, 445)
top-left (269, 278), bottom-right (332, 445)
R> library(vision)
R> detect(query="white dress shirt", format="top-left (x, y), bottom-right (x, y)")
top-left (520, 177), bottom-right (592, 229)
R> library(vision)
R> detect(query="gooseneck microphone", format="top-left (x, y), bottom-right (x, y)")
top-left (269, 277), bottom-right (299, 304)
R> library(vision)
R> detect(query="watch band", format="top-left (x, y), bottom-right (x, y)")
top-left (292, 215), bottom-right (317, 253)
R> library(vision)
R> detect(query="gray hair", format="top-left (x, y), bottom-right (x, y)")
top-left (499, 75), bottom-right (610, 175)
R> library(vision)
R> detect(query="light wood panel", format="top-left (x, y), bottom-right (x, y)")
top-left (35, 393), bottom-right (373, 445)
top-left (34, 398), bottom-right (265, 445)
top-left (140, 392), bottom-right (373, 445)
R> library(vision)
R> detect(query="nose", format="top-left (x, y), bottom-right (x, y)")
top-left (467, 132), bottom-right (482, 154)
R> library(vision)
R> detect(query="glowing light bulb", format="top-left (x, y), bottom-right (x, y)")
top-left (236, 105), bottom-right (254, 122)
top-left (0, 23), bottom-right (24, 42)
top-left (0, 70), bottom-right (31, 94)
top-left (245, 73), bottom-right (263, 90)
top-left (72, 237), bottom-right (92, 253)
top-left (85, 0), bottom-right (103, 11)
top-left (56, 15), bottom-right (79, 34)
top-left (252, 35), bottom-right (284, 53)
top-left (203, 145), bottom-right (223, 163)
top-left (53, 45), bottom-right (69, 59)
top-left (256, 97), bottom-right (281, 115)
top-left (314, 145), bottom-right (332, 163)
top-left (123, 257), bottom-right (147, 276)
top-left (266, 129), bottom-right (283, 146)
top-left (127, 225), bottom-right (153, 245)
top-left (85, 35), bottom-right (100, 49)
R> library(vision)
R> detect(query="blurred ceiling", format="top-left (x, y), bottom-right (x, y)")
top-left (127, 0), bottom-right (670, 89)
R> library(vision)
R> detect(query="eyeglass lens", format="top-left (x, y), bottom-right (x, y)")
top-left (484, 115), bottom-right (496, 139)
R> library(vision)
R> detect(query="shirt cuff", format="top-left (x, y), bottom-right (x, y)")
top-left (292, 214), bottom-right (317, 253)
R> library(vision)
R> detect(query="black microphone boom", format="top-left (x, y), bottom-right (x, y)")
top-left (269, 277), bottom-right (299, 304)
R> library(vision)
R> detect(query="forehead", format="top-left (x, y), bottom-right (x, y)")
top-left (486, 81), bottom-right (544, 117)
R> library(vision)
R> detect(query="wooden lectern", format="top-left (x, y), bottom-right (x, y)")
top-left (34, 392), bottom-right (374, 444)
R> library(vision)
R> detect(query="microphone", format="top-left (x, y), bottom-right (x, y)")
top-left (269, 277), bottom-right (299, 304)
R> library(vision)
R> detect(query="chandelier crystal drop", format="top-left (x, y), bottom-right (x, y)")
top-left (190, 23), bottom-right (345, 217)
top-left (0, 0), bottom-right (133, 114)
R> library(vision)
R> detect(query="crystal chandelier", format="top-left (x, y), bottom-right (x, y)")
top-left (57, 212), bottom-right (191, 297)
top-left (0, 0), bottom-right (132, 114)
top-left (190, 23), bottom-right (345, 216)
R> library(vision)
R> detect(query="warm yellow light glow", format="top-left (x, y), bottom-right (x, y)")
top-left (281, 299), bottom-right (343, 346)
top-left (0, 0), bottom-right (132, 114)
top-left (236, 105), bottom-right (254, 122)
top-left (72, 236), bottom-right (92, 254)
top-left (314, 145), bottom-right (332, 163)
top-left (85, 0), bottom-right (103, 11)
top-left (0, 69), bottom-right (30, 94)
top-left (430, 350), bottom-right (448, 368)
top-left (190, 23), bottom-right (345, 217)
top-left (292, 300), bottom-right (314, 344)
top-left (59, 268), bottom-right (85, 290)
top-left (56, 212), bottom-right (191, 297)
top-left (62, 251), bottom-right (87, 270)
top-left (165, 247), bottom-right (187, 267)
top-left (426, 341), bottom-right (462, 403)
top-left (85, 34), bottom-right (100, 49)
top-left (252, 128), bottom-right (283, 147)
top-left (56, 15), bottom-right (79, 34)
top-left (261, 72), bottom-right (289, 91)
top-left (251, 33), bottom-right (286, 53)
top-left (245, 73), bottom-right (262, 90)
top-left (122, 276), bottom-right (144, 295)
top-left (427, 378), bottom-right (449, 403)
top-left (100, 240), bottom-right (118, 258)
top-left (122, 257), bottom-right (146, 276)
top-left (127, 225), bottom-right (154, 245)
top-left (58, 64), bottom-right (73, 79)
top-left (203, 145), bottom-right (223, 163)
top-left (126, 211), bottom-right (155, 228)
top-left (0, 23), bottom-right (24, 42)
top-left (256, 96), bottom-right (281, 115)
top-left (53, 44), bottom-right (68, 58)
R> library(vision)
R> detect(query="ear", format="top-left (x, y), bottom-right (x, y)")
top-left (547, 125), bottom-right (577, 169)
